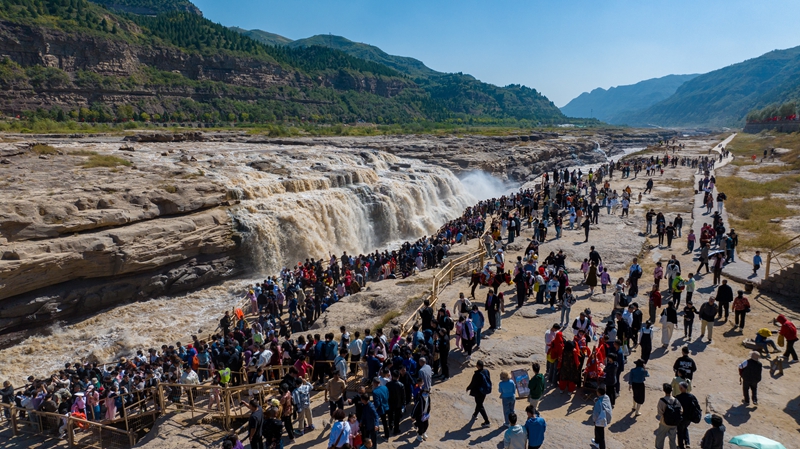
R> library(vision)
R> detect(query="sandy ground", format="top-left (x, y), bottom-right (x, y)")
top-left (3, 135), bottom-right (799, 449)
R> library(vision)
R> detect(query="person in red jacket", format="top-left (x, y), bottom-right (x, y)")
top-left (775, 315), bottom-right (798, 361)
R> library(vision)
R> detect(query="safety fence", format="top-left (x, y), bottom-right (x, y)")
top-left (400, 245), bottom-right (487, 335)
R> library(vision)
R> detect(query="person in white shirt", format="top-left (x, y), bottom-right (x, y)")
top-left (348, 331), bottom-right (363, 374)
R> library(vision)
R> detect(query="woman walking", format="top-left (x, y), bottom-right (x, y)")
top-left (412, 388), bottom-right (431, 442)
top-left (732, 291), bottom-right (751, 331)
top-left (628, 359), bottom-right (648, 416)
top-left (660, 301), bottom-right (678, 349)
top-left (586, 262), bottom-right (599, 295)
top-left (498, 372), bottom-right (517, 427)
top-left (640, 321), bottom-right (654, 363)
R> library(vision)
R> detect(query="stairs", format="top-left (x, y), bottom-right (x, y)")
top-left (759, 262), bottom-right (800, 295)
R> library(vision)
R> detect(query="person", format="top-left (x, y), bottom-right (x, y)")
top-left (648, 284), bottom-right (662, 324)
top-left (699, 414), bottom-right (726, 449)
top-left (628, 257), bottom-right (643, 298)
top-left (582, 216), bottom-right (591, 242)
top-left (738, 352), bottom-right (762, 406)
top-left (731, 290), bottom-right (750, 331)
top-left (386, 371), bottom-right (405, 436)
top-left (326, 371), bottom-right (347, 424)
top-left (670, 369), bottom-right (692, 398)
top-left (560, 287), bottom-right (576, 327)
top-left (640, 320), bottom-right (654, 363)
top-left (528, 362), bottom-right (546, 413)
top-left (498, 371), bottom-right (517, 428)
top-left (715, 280), bottom-right (733, 321)
top-left (359, 392), bottom-right (380, 448)
top-left (591, 386), bottom-right (612, 449)
top-left (660, 301), bottom-right (677, 349)
top-left (670, 272), bottom-right (684, 308)
top-left (293, 377), bottom-right (314, 433)
top-left (524, 405), bottom-right (547, 449)
top-left (675, 382), bottom-right (701, 449)
top-left (775, 314), bottom-right (798, 361)
top-left (656, 383), bottom-right (682, 449)
top-left (278, 384), bottom-right (295, 444)
top-left (673, 346), bottom-right (697, 380)
top-left (418, 357), bottom-right (433, 392)
top-left (466, 360), bottom-right (492, 426)
top-left (698, 297), bottom-right (718, 343)
top-left (412, 388), bottom-right (431, 442)
top-left (628, 359), bottom-right (648, 416)
top-left (263, 407), bottom-right (284, 449)
top-left (752, 251), bottom-right (762, 275)
top-left (503, 412), bottom-right (527, 449)
top-left (755, 328), bottom-right (779, 354)
top-left (682, 300), bottom-right (699, 339)
top-left (245, 399), bottom-right (264, 449)
top-left (370, 378), bottom-right (389, 440)
top-left (328, 408), bottom-right (351, 449)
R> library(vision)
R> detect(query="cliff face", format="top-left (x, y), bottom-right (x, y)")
top-left (0, 21), bottom-right (411, 114)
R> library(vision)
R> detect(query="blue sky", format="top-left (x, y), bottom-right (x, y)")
top-left (194, 0), bottom-right (800, 107)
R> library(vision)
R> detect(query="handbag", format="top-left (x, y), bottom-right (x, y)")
top-left (778, 334), bottom-right (785, 347)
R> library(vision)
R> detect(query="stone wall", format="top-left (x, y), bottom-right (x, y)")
top-left (759, 262), bottom-right (800, 295)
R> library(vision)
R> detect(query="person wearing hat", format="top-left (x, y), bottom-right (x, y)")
top-left (731, 290), bottom-right (751, 331)
top-left (628, 359), bottom-right (648, 416)
top-left (738, 351), bottom-right (762, 406)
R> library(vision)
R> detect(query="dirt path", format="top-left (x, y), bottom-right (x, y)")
top-left (289, 135), bottom-right (797, 449)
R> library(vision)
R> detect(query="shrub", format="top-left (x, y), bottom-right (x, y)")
top-left (81, 155), bottom-right (132, 168)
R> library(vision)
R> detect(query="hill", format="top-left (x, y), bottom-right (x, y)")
top-left (616, 45), bottom-right (800, 127)
top-left (288, 34), bottom-right (440, 78)
top-left (230, 27), bottom-right (293, 47)
top-left (88, 0), bottom-right (202, 15)
top-left (560, 74), bottom-right (698, 123)
top-left (0, 0), bottom-right (567, 127)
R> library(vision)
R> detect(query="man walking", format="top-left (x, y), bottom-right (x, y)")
top-left (699, 297), bottom-right (718, 343)
top-left (466, 360), bottom-right (492, 427)
top-left (591, 386), bottom-right (612, 449)
top-left (675, 382), bottom-right (701, 449)
top-left (738, 352), bottom-right (762, 406)
top-left (716, 280), bottom-right (733, 322)
top-left (656, 383), bottom-right (682, 449)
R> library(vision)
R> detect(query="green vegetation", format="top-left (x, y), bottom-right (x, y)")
top-left (31, 143), bottom-right (57, 154)
top-left (89, 0), bottom-right (201, 15)
top-left (616, 46), bottom-right (800, 127)
top-left (68, 149), bottom-right (98, 155)
top-left (230, 27), bottom-right (293, 47)
top-left (81, 154), bottom-right (132, 168)
top-left (746, 101), bottom-right (797, 122)
top-left (718, 133), bottom-right (800, 249)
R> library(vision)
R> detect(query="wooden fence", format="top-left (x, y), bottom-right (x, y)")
top-left (400, 245), bottom-right (486, 335)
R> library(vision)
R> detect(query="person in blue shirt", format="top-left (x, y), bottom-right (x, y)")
top-left (469, 305), bottom-right (485, 348)
top-left (523, 404), bottom-right (546, 449)
top-left (370, 377), bottom-right (390, 440)
top-left (359, 393), bottom-right (381, 449)
top-left (627, 359), bottom-right (649, 416)
top-left (752, 251), bottom-right (762, 275)
top-left (498, 371), bottom-right (517, 428)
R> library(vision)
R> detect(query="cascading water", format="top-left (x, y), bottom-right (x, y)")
top-left (0, 143), bottom-right (478, 383)
top-left (221, 148), bottom-right (476, 274)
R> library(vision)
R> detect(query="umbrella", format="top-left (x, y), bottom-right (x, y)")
top-left (730, 434), bottom-right (786, 449)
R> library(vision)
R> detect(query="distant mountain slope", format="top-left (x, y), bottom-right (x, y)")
top-left (617, 45), bottom-right (800, 127)
top-left (230, 27), bottom-right (293, 47)
top-left (89, 0), bottom-right (202, 15)
top-left (560, 74), bottom-right (698, 123)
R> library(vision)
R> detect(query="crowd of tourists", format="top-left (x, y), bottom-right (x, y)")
top-left (2, 142), bottom-right (796, 449)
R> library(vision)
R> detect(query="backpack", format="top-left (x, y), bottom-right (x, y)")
top-left (619, 294), bottom-right (630, 308)
top-left (660, 398), bottom-right (682, 426)
top-left (461, 298), bottom-right (472, 314)
top-left (443, 316), bottom-right (455, 332)
top-left (687, 395), bottom-right (703, 424)
top-left (478, 370), bottom-right (492, 395)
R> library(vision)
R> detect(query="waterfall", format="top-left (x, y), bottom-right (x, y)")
top-left (218, 148), bottom-right (477, 274)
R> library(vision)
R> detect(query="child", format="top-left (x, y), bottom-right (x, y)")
top-left (498, 371), bottom-right (517, 428)
top-left (359, 438), bottom-right (373, 449)
top-left (581, 259), bottom-right (590, 281)
top-left (454, 319), bottom-right (463, 350)
top-left (752, 251), bottom-right (762, 275)
top-left (600, 268), bottom-right (611, 294)
top-left (683, 300), bottom-right (699, 339)
top-left (347, 412), bottom-right (360, 447)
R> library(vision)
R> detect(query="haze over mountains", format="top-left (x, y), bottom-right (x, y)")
top-left (562, 46), bottom-right (800, 127)
top-left (560, 74), bottom-right (699, 124)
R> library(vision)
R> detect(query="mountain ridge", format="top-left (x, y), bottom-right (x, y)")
top-left (560, 74), bottom-right (699, 123)
top-left (616, 45), bottom-right (800, 127)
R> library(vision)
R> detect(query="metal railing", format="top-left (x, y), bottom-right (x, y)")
top-left (765, 234), bottom-right (800, 279)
